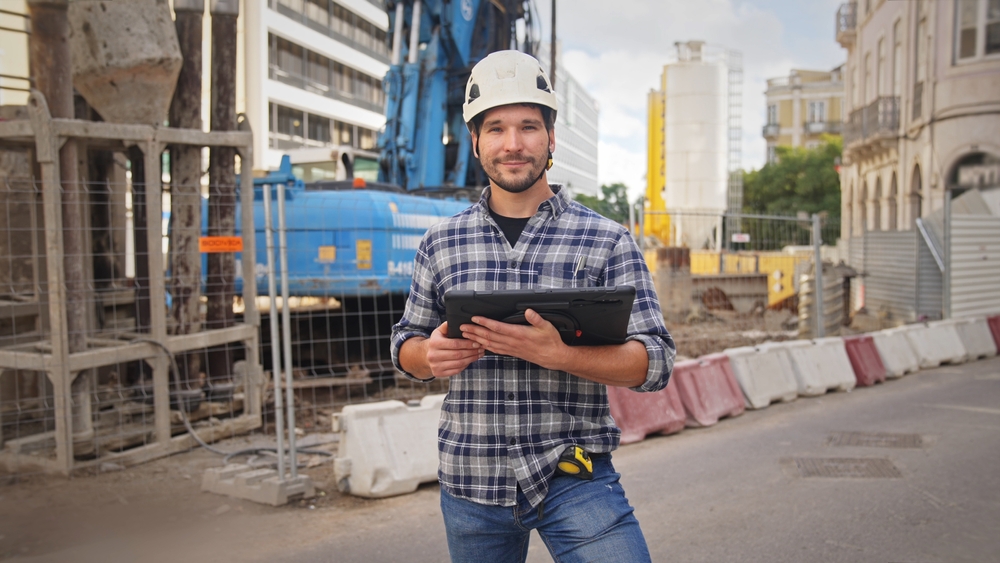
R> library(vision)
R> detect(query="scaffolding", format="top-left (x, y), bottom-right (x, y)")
top-left (0, 90), bottom-right (263, 475)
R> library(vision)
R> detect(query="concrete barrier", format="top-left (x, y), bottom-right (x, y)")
top-left (608, 381), bottom-right (686, 444)
top-left (775, 338), bottom-right (856, 396)
top-left (724, 345), bottom-right (798, 409)
top-left (332, 394), bottom-right (443, 498)
top-left (871, 329), bottom-right (920, 378)
top-left (931, 318), bottom-right (997, 360)
top-left (988, 316), bottom-right (1000, 352)
top-left (672, 355), bottom-right (745, 427)
top-left (843, 334), bottom-right (887, 387)
top-left (897, 324), bottom-right (967, 367)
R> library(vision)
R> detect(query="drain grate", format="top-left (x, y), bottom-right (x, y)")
top-left (828, 431), bottom-right (923, 448)
top-left (793, 457), bottom-right (902, 478)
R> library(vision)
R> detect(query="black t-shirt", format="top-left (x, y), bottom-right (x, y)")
top-left (489, 208), bottom-right (531, 247)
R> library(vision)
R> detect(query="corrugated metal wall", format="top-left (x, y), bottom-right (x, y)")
top-left (950, 215), bottom-right (1000, 318)
top-left (916, 232), bottom-right (943, 320)
top-left (864, 231), bottom-right (920, 322)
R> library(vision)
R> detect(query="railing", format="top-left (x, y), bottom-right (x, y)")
top-left (803, 121), bottom-right (843, 135)
top-left (844, 96), bottom-right (899, 147)
top-left (912, 81), bottom-right (923, 121)
top-left (836, 3), bottom-right (857, 45)
top-left (762, 123), bottom-right (780, 137)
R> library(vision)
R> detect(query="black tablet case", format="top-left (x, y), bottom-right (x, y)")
top-left (444, 286), bottom-right (636, 346)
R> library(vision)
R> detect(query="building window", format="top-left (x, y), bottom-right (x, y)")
top-left (767, 104), bottom-right (777, 124)
top-left (807, 101), bottom-right (826, 123)
top-left (766, 145), bottom-right (777, 164)
top-left (305, 0), bottom-right (329, 27)
top-left (276, 37), bottom-right (304, 77)
top-left (864, 52), bottom-right (873, 103)
top-left (268, 33), bottom-right (385, 109)
top-left (893, 20), bottom-right (903, 96)
top-left (269, 102), bottom-right (377, 151)
top-left (308, 113), bottom-right (331, 143)
top-left (277, 105), bottom-right (304, 137)
top-left (877, 37), bottom-right (886, 96)
top-left (956, 0), bottom-right (1000, 61)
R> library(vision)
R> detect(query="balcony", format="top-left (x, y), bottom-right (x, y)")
top-left (803, 121), bottom-right (843, 135)
top-left (762, 123), bottom-right (780, 138)
top-left (836, 3), bottom-right (857, 48)
top-left (844, 96), bottom-right (899, 157)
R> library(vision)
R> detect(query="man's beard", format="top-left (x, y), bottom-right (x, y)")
top-left (482, 153), bottom-right (546, 194)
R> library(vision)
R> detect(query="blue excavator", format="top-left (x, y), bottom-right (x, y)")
top-left (237, 0), bottom-right (545, 377)
top-left (379, 0), bottom-right (542, 191)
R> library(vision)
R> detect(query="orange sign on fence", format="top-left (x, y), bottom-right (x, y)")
top-left (199, 236), bottom-right (244, 253)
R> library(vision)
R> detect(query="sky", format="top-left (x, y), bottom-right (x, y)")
top-left (531, 0), bottom-right (847, 202)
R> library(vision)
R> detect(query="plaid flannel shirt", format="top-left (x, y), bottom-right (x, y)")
top-left (390, 186), bottom-right (675, 508)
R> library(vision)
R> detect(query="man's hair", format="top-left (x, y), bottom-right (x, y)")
top-left (469, 104), bottom-right (556, 137)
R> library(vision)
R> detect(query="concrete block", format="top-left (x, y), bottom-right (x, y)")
top-left (896, 324), bottom-right (966, 367)
top-left (843, 334), bottom-right (887, 387)
top-left (202, 463), bottom-right (315, 506)
top-left (672, 356), bottom-right (745, 427)
top-left (775, 338), bottom-right (856, 396)
top-left (69, 0), bottom-right (182, 125)
top-left (607, 380), bottom-right (686, 444)
top-left (871, 329), bottom-right (920, 378)
top-left (333, 394), bottom-right (443, 498)
top-left (724, 345), bottom-right (798, 409)
top-left (931, 318), bottom-right (997, 360)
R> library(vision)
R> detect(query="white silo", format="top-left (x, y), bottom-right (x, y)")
top-left (661, 41), bottom-right (740, 250)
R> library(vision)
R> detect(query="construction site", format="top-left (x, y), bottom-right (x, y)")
top-left (1, 0), bottom-right (1000, 560)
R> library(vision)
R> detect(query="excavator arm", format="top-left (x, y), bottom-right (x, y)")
top-left (378, 0), bottom-right (541, 191)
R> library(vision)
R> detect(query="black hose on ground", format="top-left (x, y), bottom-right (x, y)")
top-left (131, 338), bottom-right (332, 467)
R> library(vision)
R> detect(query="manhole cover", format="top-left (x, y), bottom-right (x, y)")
top-left (793, 457), bottom-right (902, 478)
top-left (828, 431), bottom-right (923, 448)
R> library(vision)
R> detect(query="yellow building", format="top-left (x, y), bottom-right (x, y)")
top-left (762, 67), bottom-right (845, 163)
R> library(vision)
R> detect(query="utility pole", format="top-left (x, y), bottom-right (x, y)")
top-left (28, 0), bottom-right (92, 437)
top-left (206, 0), bottom-right (239, 385)
top-left (169, 0), bottom-right (205, 389)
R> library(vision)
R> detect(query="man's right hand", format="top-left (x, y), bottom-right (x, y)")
top-left (400, 322), bottom-right (485, 380)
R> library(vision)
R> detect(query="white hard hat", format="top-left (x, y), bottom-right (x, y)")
top-left (462, 50), bottom-right (558, 126)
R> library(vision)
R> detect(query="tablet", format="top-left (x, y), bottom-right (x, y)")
top-left (444, 286), bottom-right (636, 346)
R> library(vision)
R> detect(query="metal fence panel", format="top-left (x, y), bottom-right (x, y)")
top-left (863, 231), bottom-right (919, 323)
top-left (950, 215), bottom-right (1000, 318)
top-left (916, 230), bottom-right (943, 321)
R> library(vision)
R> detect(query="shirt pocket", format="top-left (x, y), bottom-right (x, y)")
top-left (536, 255), bottom-right (601, 288)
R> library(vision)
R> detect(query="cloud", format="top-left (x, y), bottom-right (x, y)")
top-left (537, 0), bottom-right (847, 195)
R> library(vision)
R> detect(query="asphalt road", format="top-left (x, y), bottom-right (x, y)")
top-left (13, 356), bottom-right (996, 563)
top-left (273, 355), bottom-right (1000, 563)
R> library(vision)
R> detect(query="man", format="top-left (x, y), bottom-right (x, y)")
top-left (391, 50), bottom-right (675, 563)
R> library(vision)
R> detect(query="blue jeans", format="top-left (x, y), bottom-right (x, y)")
top-left (440, 455), bottom-right (651, 563)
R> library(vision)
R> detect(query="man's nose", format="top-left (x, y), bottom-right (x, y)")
top-left (501, 129), bottom-right (523, 152)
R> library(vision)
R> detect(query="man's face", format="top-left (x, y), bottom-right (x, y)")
top-left (474, 104), bottom-right (555, 194)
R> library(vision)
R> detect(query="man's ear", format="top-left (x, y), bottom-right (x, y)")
top-left (471, 133), bottom-right (480, 159)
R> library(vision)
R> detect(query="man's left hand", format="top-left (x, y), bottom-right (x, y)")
top-left (460, 308), bottom-right (568, 370)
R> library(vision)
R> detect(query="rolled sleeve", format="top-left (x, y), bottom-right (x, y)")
top-left (627, 333), bottom-right (676, 392)
top-left (390, 234), bottom-right (442, 382)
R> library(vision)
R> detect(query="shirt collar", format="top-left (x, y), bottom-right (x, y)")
top-left (477, 184), bottom-right (570, 220)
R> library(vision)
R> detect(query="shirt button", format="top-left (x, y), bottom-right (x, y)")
top-left (510, 262), bottom-right (518, 268)
top-left (509, 438), bottom-right (517, 445)
top-left (507, 393), bottom-right (515, 400)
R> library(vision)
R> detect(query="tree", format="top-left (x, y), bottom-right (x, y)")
top-left (574, 182), bottom-right (631, 224)
top-left (743, 135), bottom-right (842, 217)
